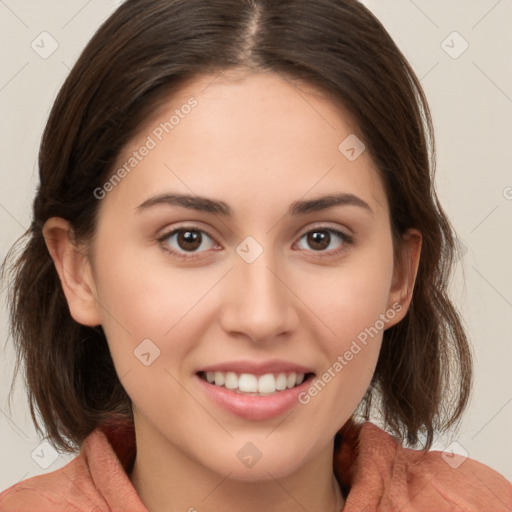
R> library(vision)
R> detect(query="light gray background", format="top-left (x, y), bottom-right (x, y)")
top-left (1, 0), bottom-right (511, 492)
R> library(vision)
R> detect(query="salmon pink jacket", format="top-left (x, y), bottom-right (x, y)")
top-left (1, 420), bottom-right (511, 511)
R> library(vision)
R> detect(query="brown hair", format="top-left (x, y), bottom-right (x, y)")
top-left (1, 0), bottom-right (471, 453)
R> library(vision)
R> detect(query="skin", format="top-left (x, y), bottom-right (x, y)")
top-left (43, 69), bottom-right (421, 512)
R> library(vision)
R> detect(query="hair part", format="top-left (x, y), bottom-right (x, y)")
top-left (1, 0), bottom-right (472, 453)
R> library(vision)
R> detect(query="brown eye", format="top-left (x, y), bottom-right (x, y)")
top-left (296, 227), bottom-right (353, 256)
top-left (176, 230), bottom-right (202, 251)
top-left (306, 230), bottom-right (331, 251)
top-left (158, 227), bottom-right (217, 258)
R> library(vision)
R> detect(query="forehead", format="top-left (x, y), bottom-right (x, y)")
top-left (104, 70), bottom-right (388, 220)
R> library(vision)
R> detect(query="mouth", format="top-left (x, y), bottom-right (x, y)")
top-left (197, 370), bottom-right (316, 396)
top-left (195, 360), bottom-right (317, 420)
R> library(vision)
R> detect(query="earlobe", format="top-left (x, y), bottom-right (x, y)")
top-left (42, 217), bottom-right (101, 327)
top-left (386, 229), bottom-right (422, 326)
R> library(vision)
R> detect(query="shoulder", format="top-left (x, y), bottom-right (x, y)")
top-left (0, 425), bottom-right (144, 512)
top-left (0, 458), bottom-right (107, 511)
top-left (399, 442), bottom-right (512, 511)
top-left (0, 435), bottom-right (110, 512)
top-left (338, 421), bottom-right (512, 512)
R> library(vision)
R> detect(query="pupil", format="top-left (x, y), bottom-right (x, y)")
top-left (179, 230), bottom-right (201, 250)
top-left (309, 231), bottom-right (329, 250)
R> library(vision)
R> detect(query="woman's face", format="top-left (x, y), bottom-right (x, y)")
top-left (81, 70), bottom-right (413, 480)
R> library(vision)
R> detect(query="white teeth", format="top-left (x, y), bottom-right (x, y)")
top-left (214, 371), bottom-right (224, 386)
top-left (238, 373), bottom-right (258, 393)
top-left (257, 373), bottom-right (276, 393)
top-left (275, 373), bottom-right (287, 391)
top-left (286, 372), bottom-right (297, 389)
top-left (224, 372), bottom-right (238, 390)
top-left (202, 371), bottom-right (307, 394)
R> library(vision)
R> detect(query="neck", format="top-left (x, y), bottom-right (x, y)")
top-left (129, 422), bottom-right (345, 512)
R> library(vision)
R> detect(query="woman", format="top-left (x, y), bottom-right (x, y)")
top-left (1, 0), bottom-right (511, 510)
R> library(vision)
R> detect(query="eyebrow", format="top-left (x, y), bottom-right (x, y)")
top-left (136, 192), bottom-right (374, 216)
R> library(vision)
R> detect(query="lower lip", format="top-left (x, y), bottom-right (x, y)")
top-left (195, 374), bottom-right (314, 421)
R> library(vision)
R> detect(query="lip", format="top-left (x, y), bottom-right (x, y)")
top-left (196, 359), bottom-right (314, 376)
top-left (195, 371), bottom-right (315, 421)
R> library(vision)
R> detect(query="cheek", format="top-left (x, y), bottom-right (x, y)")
top-left (293, 236), bottom-right (394, 411)
top-left (92, 247), bottom-right (207, 417)
top-left (92, 239), bottom-right (229, 388)
top-left (95, 235), bottom-right (205, 329)
top-left (300, 238), bottom-right (394, 347)
top-left (92, 244), bottom-right (179, 362)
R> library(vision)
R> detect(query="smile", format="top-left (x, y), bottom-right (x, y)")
top-left (195, 367), bottom-right (316, 420)
top-left (198, 371), bottom-right (310, 395)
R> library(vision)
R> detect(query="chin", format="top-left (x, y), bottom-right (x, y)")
top-left (200, 443), bottom-right (311, 483)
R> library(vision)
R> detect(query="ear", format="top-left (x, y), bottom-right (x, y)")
top-left (385, 228), bottom-right (422, 327)
top-left (42, 217), bottom-right (101, 327)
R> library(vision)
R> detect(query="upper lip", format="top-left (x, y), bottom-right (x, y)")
top-left (197, 359), bottom-right (315, 376)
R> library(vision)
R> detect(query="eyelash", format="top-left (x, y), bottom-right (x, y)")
top-left (157, 224), bottom-right (354, 261)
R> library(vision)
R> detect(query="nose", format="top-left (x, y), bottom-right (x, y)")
top-left (218, 252), bottom-right (299, 345)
